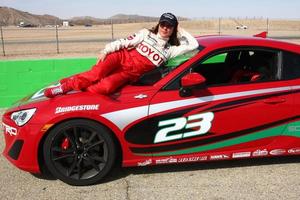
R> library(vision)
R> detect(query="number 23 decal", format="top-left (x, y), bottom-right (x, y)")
top-left (154, 112), bottom-right (214, 143)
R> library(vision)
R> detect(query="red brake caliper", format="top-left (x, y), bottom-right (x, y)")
top-left (61, 138), bottom-right (70, 150)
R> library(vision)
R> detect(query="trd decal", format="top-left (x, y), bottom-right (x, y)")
top-left (2, 122), bottom-right (18, 136)
top-left (154, 112), bottom-right (214, 143)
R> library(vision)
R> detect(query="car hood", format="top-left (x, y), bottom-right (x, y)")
top-left (13, 82), bottom-right (60, 108)
top-left (10, 83), bottom-right (156, 113)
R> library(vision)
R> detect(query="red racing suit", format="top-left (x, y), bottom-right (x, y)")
top-left (64, 28), bottom-right (199, 94)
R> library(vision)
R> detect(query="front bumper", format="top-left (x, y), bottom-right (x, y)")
top-left (2, 114), bottom-right (44, 173)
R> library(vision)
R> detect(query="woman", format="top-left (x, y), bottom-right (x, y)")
top-left (44, 12), bottom-right (199, 98)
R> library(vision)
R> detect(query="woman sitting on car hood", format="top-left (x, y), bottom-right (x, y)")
top-left (44, 12), bottom-right (199, 98)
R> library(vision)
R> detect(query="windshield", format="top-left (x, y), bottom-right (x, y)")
top-left (134, 46), bottom-right (204, 86)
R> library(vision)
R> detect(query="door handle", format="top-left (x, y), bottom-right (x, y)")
top-left (263, 98), bottom-right (286, 104)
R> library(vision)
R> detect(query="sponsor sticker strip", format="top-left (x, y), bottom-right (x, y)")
top-left (153, 156), bottom-right (209, 165)
top-left (156, 157), bottom-right (178, 164)
top-left (269, 149), bottom-right (286, 155)
top-left (55, 104), bottom-right (99, 114)
top-left (210, 154), bottom-right (230, 160)
top-left (137, 159), bottom-right (152, 166)
top-left (232, 152), bottom-right (251, 158)
top-left (288, 148), bottom-right (300, 154)
top-left (178, 156), bottom-right (208, 163)
top-left (142, 148), bottom-right (299, 166)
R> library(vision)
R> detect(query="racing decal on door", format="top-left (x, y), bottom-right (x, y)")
top-left (124, 106), bottom-right (202, 145)
top-left (154, 112), bottom-right (214, 143)
top-left (124, 93), bottom-right (299, 155)
top-left (129, 115), bottom-right (300, 155)
top-left (137, 117), bottom-right (300, 157)
top-left (124, 90), bottom-right (295, 147)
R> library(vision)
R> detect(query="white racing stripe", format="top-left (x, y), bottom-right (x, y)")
top-left (101, 106), bottom-right (148, 130)
top-left (291, 85), bottom-right (300, 90)
top-left (149, 86), bottom-right (291, 115)
top-left (101, 86), bottom-right (292, 130)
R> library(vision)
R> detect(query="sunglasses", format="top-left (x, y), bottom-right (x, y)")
top-left (159, 22), bottom-right (174, 29)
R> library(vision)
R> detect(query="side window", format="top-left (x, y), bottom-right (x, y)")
top-left (164, 52), bottom-right (229, 90)
top-left (193, 52), bottom-right (229, 85)
top-left (164, 48), bottom-right (279, 90)
top-left (202, 53), bottom-right (227, 64)
top-left (282, 51), bottom-right (300, 80)
top-left (193, 49), bottom-right (279, 86)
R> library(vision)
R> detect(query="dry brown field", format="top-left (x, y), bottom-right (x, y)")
top-left (1, 18), bottom-right (300, 59)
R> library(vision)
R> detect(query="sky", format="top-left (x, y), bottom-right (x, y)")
top-left (1, 0), bottom-right (300, 19)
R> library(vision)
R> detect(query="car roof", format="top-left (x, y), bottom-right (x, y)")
top-left (195, 35), bottom-right (300, 53)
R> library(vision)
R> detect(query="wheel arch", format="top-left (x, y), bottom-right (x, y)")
top-left (37, 117), bottom-right (123, 175)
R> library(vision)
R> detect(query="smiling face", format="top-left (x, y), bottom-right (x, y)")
top-left (158, 22), bottom-right (175, 39)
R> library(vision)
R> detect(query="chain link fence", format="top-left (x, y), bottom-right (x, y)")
top-left (1, 18), bottom-right (300, 57)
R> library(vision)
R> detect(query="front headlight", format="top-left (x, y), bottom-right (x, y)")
top-left (11, 108), bottom-right (37, 126)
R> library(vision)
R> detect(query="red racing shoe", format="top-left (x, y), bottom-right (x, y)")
top-left (44, 83), bottom-right (72, 98)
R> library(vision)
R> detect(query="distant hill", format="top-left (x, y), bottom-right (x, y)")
top-left (0, 7), bottom-right (189, 26)
top-left (69, 14), bottom-right (160, 25)
top-left (0, 7), bottom-right (62, 26)
top-left (110, 14), bottom-right (188, 21)
top-left (110, 14), bottom-right (159, 23)
top-left (68, 14), bottom-right (188, 25)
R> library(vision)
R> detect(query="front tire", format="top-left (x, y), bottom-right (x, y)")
top-left (43, 119), bottom-right (116, 186)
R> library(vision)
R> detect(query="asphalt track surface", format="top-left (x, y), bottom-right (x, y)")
top-left (0, 109), bottom-right (299, 200)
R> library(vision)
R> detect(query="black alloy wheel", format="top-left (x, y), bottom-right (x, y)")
top-left (43, 119), bottom-right (116, 186)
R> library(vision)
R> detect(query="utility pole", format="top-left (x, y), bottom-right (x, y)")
top-left (111, 19), bottom-right (114, 41)
top-left (55, 21), bottom-right (60, 54)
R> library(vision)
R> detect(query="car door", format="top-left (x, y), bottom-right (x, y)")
top-left (144, 48), bottom-right (294, 157)
top-left (279, 50), bottom-right (300, 144)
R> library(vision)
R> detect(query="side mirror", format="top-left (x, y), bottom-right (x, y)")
top-left (180, 73), bottom-right (206, 97)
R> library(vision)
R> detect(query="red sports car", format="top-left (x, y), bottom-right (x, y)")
top-left (2, 33), bottom-right (300, 185)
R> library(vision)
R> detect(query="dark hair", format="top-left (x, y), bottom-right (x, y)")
top-left (150, 24), bottom-right (180, 46)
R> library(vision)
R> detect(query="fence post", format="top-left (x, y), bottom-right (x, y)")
top-left (55, 21), bottom-right (60, 54)
top-left (0, 26), bottom-right (5, 56)
top-left (111, 19), bottom-right (114, 41)
top-left (218, 17), bottom-right (221, 35)
top-left (266, 18), bottom-right (269, 33)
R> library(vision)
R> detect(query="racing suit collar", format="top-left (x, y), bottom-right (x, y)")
top-left (157, 32), bottom-right (169, 41)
